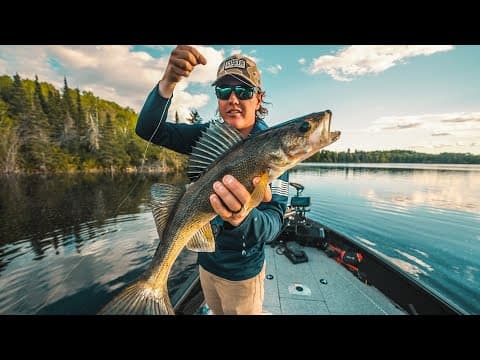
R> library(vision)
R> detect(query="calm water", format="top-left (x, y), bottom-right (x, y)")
top-left (0, 164), bottom-right (479, 314)
top-left (292, 163), bottom-right (480, 314)
top-left (0, 173), bottom-right (197, 314)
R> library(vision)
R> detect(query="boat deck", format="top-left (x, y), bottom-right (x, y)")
top-left (263, 244), bottom-right (405, 315)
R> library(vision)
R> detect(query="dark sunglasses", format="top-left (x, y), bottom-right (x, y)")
top-left (215, 85), bottom-right (258, 100)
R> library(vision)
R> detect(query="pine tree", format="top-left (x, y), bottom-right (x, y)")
top-left (100, 112), bottom-right (116, 170)
top-left (186, 109), bottom-right (202, 124)
top-left (20, 81), bottom-right (53, 172)
top-left (34, 75), bottom-right (48, 115)
top-left (9, 73), bottom-right (29, 118)
top-left (61, 77), bottom-right (78, 152)
top-left (46, 89), bottom-right (65, 142)
top-left (0, 99), bottom-right (20, 173)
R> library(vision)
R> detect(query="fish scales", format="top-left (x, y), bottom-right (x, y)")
top-left (100, 111), bottom-right (340, 315)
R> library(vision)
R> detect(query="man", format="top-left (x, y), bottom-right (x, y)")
top-left (136, 45), bottom-right (289, 314)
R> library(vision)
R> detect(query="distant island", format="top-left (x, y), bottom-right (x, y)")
top-left (305, 149), bottom-right (480, 164)
top-left (1, 74), bottom-right (479, 174)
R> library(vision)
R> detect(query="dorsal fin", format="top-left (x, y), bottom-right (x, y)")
top-left (150, 183), bottom-right (186, 243)
top-left (188, 119), bottom-right (244, 181)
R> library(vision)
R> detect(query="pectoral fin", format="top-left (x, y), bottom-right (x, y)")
top-left (186, 223), bottom-right (215, 252)
top-left (244, 173), bottom-right (269, 213)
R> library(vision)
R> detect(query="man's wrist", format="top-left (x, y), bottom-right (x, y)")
top-left (158, 79), bottom-right (176, 98)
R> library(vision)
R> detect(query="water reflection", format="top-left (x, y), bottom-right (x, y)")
top-left (291, 163), bottom-right (480, 313)
top-left (0, 173), bottom-right (185, 270)
top-left (0, 172), bottom-right (192, 314)
top-left (293, 163), bottom-right (480, 213)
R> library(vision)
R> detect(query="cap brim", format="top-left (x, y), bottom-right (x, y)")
top-left (211, 74), bottom-right (256, 87)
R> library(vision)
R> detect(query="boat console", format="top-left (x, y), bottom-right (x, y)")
top-left (284, 183), bottom-right (325, 248)
top-left (269, 182), bottom-right (326, 264)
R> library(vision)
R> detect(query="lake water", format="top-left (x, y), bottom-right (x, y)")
top-left (0, 172), bottom-right (197, 314)
top-left (292, 163), bottom-right (480, 314)
top-left (0, 164), bottom-right (479, 314)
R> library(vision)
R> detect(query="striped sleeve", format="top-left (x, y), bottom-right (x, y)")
top-left (271, 178), bottom-right (289, 197)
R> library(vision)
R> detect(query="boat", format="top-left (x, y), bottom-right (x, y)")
top-left (172, 182), bottom-right (464, 315)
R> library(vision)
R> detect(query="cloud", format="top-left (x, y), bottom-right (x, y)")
top-left (308, 45), bottom-right (454, 81)
top-left (441, 115), bottom-right (480, 123)
top-left (383, 122), bottom-right (422, 130)
top-left (365, 111), bottom-right (480, 154)
top-left (266, 64), bottom-right (282, 75)
top-left (0, 46), bottom-right (61, 88)
top-left (0, 45), bottom-right (225, 120)
top-left (168, 80), bottom-right (210, 122)
top-left (369, 112), bottom-right (480, 134)
top-left (433, 143), bottom-right (453, 148)
top-left (185, 45), bottom-right (224, 84)
top-left (298, 58), bottom-right (306, 65)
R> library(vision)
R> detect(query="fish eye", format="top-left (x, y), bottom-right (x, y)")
top-left (299, 121), bottom-right (311, 133)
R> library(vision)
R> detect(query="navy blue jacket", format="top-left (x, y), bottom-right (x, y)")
top-left (136, 84), bottom-right (289, 281)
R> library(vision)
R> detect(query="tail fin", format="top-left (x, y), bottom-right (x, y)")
top-left (99, 281), bottom-right (174, 315)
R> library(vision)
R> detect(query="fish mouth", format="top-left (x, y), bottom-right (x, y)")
top-left (308, 110), bottom-right (340, 148)
top-left (326, 111), bottom-right (341, 143)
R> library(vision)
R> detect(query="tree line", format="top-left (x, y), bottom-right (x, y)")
top-left (306, 149), bottom-right (480, 164)
top-left (0, 74), bottom-right (201, 174)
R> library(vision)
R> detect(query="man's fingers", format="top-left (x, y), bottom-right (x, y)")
top-left (170, 65), bottom-right (190, 78)
top-left (180, 45), bottom-right (207, 65)
top-left (213, 181), bottom-right (243, 213)
top-left (174, 49), bottom-right (200, 67)
top-left (221, 175), bottom-right (251, 205)
top-left (173, 46), bottom-right (207, 66)
top-left (210, 175), bottom-right (272, 226)
top-left (170, 57), bottom-right (194, 72)
top-left (209, 194), bottom-right (233, 219)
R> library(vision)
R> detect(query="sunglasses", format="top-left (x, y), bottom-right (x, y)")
top-left (215, 85), bottom-right (258, 100)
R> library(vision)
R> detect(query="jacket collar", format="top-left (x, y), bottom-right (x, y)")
top-left (250, 119), bottom-right (268, 135)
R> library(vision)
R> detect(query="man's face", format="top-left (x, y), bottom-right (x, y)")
top-left (216, 76), bottom-right (262, 137)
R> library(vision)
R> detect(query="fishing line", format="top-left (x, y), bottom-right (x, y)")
top-left (114, 71), bottom-right (257, 217)
top-left (113, 94), bottom-right (172, 217)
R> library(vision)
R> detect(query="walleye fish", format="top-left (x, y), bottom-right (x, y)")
top-left (100, 110), bottom-right (340, 315)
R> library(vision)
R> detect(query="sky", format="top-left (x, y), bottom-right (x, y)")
top-left (1, 45), bottom-right (479, 154)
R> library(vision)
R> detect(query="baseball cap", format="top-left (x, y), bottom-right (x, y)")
top-left (212, 54), bottom-right (261, 89)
